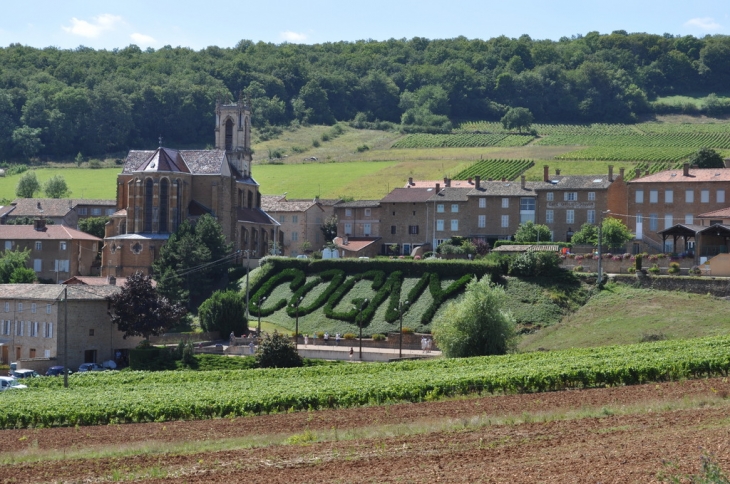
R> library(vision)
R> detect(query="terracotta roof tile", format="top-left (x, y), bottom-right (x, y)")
top-left (697, 207), bottom-right (730, 218)
top-left (260, 196), bottom-right (321, 213)
top-left (0, 225), bottom-right (102, 241)
top-left (333, 237), bottom-right (381, 252)
top-left (428, 187), bottom-right (471, 202)
top-left (629, 168), bottom-right (730, 183)
top-left (2, 198), bottom-right (116, 219)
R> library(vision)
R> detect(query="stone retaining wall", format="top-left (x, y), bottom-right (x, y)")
top-left (612, 273), bottom-right (730, 297)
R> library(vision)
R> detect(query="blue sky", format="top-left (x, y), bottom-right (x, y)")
top-left (1, 0), bottom-right (729, 50)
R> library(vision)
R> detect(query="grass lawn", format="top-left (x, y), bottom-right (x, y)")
top-left (0, 167), bottom-right (119, 202)
top-left (518, 283), bottom-right (730, 351)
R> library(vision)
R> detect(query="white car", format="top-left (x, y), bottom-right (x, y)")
top-left (0, 376), bottom-right (27, 391)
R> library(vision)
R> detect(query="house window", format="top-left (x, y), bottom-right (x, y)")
top-left (345, 209), bottom-right (352, 217)
top-left (16, 321), bottom-right (22, 336)
top-left (685, 214), bottom-right (694, 224)
top-left (546, 192), bottom-right (554, 201)
top-left (564, 192), bottom-right (578, 201)
top-left (30, 322), bottom-right (38, 337)
top-left (33, 259), bottom-right (41, 272)
top-left (363, 223), bottom-right (371, 236)
top-left (501, 215), bottom-right (509, 228)
top-left (501, 198), bottom-right (509, 208)
top-left (436, 204), bottom-right (444, 213)
top-left (46, 304), bottom-right (51, 314)
top-left (545, 210), bottom-right (554, 223)
top-left (344, 223), bottom-right (352, 235)
top-left (566, 210), bottom-right (575, 224)
top-left (408, 225), bottom-right (419, 235)
top-left (451, 204), bottom-right (459, 213)
top-left (478, 198), bottom-right (486, 208)
top-left (635, 190), bottom-right (644, 203)
top-left (364, 208), bottom-right (371, 217)
top-left (701, 190), bottom-right (710, 203)
top-left (17, 303), bottom-right (22, 313)
top-left (4, 302), bottom-right (8, 312)
top-left (31, 303), bottom-right (36, 314)
top-left (649, 190), bottom-right (658, 203)
top-left (29, 348), bottom-right (36, 358)
top-left (478, 215), bottom-right (486, 228)
top-left (77, 207), bottom-right (87, 215)
top-left (587, 192), bottom-right (596, 201)
top-left (54, 260), bottom-right (69, 272)
top-left (107, 209), bottom-right (115, 215)
top-left (35, 241), bottom-right (42, 250)
top-left (649, 214), bottom-right (658, 231)
top-left (450, 220), bottom-right (458, 231)
top-left (587, 210), bottom-right (595, 224)
top-left (292, 215), bottom-right (298, 223)
top-left (279, 216), bottom-right (285, 223)
top-left (520, 198), bottom-right (535, 211)
top-left (291, 232), bottom-right (299, 242)
top-left (664, 190), bottom-right (673, 203)
top-left (391, 226), bottom-right (396, 235)
top-left (60, 241), bottom-right (67, 250)
top-left (686, 190), bottom-right (694, 203)
top-left (436, 220), bottom-right (444, 231)
top-left (664, 214), bottom-right (673, 229)
top-left (45, 322), bottom-right (53, 338)
top-left (3, 320), bottom-right (9, 335)
top-left (91, 208), bottom-right (101, 216)
top-left (4, 241), bottom-right (11, 250)
top-left (718, 190), bottom-right (726, 203)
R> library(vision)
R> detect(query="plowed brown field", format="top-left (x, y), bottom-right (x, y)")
top-left (2, 378), bottom-right (730, 483)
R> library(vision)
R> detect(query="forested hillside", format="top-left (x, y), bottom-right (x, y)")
top-left (1, 31), bottom-right (730, 160)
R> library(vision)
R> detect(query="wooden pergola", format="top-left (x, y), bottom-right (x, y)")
top-left (658, 223), bottom-right (730, 264)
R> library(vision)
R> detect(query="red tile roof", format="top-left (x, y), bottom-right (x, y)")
top-left (697, 207), bottom-right (730, 218)
top-left (382, 187), bottom-right (438, 203)
top-left (0, 224), bottom-right (102, 241)
top-left (630, 168), bottom-right (730, 183)
top-left (333, 237), bottom-right (380, 253)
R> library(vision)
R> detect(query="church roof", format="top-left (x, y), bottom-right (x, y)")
top-left (122, 148), bottom-right (228, 175)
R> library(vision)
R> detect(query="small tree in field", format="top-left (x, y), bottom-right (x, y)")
top-left (320, 215), bottom-right (338, 243)
top-left (43, 175), bottom-right (70, 198)
top-left (500, 107), bottom-right (534, 133)
top-left (198, 290), bottom-right (249, 337)
top-left (255, 331), bottom-right (303, 368)
top-left (108, 271), bottom-right (187, 340)
top-left (514, 221), bottom-right (552, 243)
top-left (432, 276), bottom-right (516, 358)
top-left (15, 171), bottom-right (40, 198)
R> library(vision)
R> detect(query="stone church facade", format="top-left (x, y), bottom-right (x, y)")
top-left (101, 99), bottom-right (280, 278)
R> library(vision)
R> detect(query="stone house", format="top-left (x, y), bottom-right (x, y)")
top-left (334, 200), bottom-right (381, 238)
top-left (0, 219), bottom-right (102, 282)
top-left (380, 188), bottom-right (436, 255)
top-left (0, 198), bottom-right (116, 228)
top-left (101, 99), bottom-right (280, 277)
top-left (0, 284), bottom-right (142, 372)
top-left (261, 196), bottom-right (337, 255)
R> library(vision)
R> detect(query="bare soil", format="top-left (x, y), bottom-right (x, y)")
top-left (2, 377), bottom-right (730, 483)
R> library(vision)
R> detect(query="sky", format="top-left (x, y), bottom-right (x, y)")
top-left (1, 0), bottom-right (728, 51)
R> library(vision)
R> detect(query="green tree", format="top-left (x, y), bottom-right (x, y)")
top-left (255, 330), bottom-right (303, 368)
top-left (0, 248), bottom-right (36, 283)
top-left (689, 147), bottom-right (724, 169)
top-left (513, 221), bottom-right (552, 243)
top-left (107, 271), bottom-right (187, 340)
top-left (500, 107), bottom-right (534, 133)
top-left (77, 216), bottom-right (110, 239)
top-left (198, 290), bottom-right (248, 337)
top-left (601, 217), bottom-right (634, 249)
top-left (15, 171), bottom-right (40, 198)
top-left (11, 125), bottom-right (43, 159)
top-left (570, 223), bottom-right (599, 245)
top-left (43, 174), bottom-right (70, 198)
top-left (432, 276), bottom-right (516, 358)
top-left (320, 215), bottom-right (338, 243)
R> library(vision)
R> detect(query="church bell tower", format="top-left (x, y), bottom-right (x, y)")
top-left (215, 94), bottom-right (252, 177)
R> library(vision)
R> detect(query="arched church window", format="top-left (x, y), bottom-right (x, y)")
top-left (144, 179), bottom-right (153, 232)
top-left (225, 119), bottom-right (234, 151)
top-left (160, 179), bottom-right (169, 232)
top-left (247, 191), bottom-right (253, 208)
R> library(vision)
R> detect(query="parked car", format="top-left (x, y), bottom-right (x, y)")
top-left (296, 254), bottom-right (309, 259)
top-left (0, 376), bottom-right (27, 391)
top-left (77, 363), bottom-right (105, 372)
top-left (11, 369), bottom-right (39, 379)
top-left (45, 366), bottom-right (72, 376)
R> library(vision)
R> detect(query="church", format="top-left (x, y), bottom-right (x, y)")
top-left (101, 98), bottom-right (280, 278)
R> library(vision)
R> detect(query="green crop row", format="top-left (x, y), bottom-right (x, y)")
top-left (4, 335), bottom-right (730, 429)
top-left (457, 121), bottom-right (730, 137)
top-left (455, 159), bottom-right (534, 181)
top-left (554, 146), bottom-right (697, 162)
top-left (391, 134), bottom-right (533, 149)
top-left (536, 133), bottom-right (730, 149)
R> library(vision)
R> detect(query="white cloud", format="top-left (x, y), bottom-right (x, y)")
top-left (280, 31), bottom-right (308, 42)
top-left (684, 17), bottom-right (721, 31)
top-left (130, 33), bottom-right (156, 46)
top-left (62, 14), bottom-right (123, 38)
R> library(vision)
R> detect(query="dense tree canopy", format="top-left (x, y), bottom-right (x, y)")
top-left (43, 174), bottom-right (70, 198)
top-left (689, 147), bottom-right (725, 169)
top-left (0, 248), bottom-right (36, 283)
top-left (15, 171), bottom-right (39, 198)
top-left (0, 33), bottom-right (730, 160)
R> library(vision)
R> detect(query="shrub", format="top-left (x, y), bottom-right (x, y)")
top-left (627, 266), bottom-right (636, 273)
top-left (401, 327), bottom-right (414, 334)
top-left (690, 266), bottom-right (702, 275)
top-left (573, 265), bottom-right (584, 272)
top-left (89, 159), bottom-right (101, 169)
top-left (355, 144), bottom-right (370, 152)
top-left (312, 139), bottom-right (321, 147)
top-left (198, 290), bottom-right (248, 336)
top-left (343, 333), bottom-right (356, 340)
top-left (635, 254), bottom-right (643, 270)
top-left (668, 262), bottom-right (680, 274)
top-left (371, 333), bottom-right (385, 341)
top-left (255, 331), bottom-right (303, 368)
top-left (648, 264), bottom-right (661, 275)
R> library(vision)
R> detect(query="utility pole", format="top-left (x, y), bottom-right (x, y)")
top-left (63, 285), bottom-right (68, 388)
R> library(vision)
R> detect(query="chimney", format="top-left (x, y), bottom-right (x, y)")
top-left (408, 177), bottom-right (413, 186)
top-left (644, 170), bottom-right (649, 177)
top-left (635, 168), bottom-right (642, 179)
top-left (474, 175), bottom-right (481, 189)
top-left (608, 165), bottom-right (614, 182)
top-left (435, 183), bottom-right (440, 193)
top-left (108, 276), bottom-right (116, 286)
top-left (555, 169), bottom-right (561, 176)
top-left (33, 218), bottom-right (46, 231)
top-left (521, 175), bottom-right (526, 189)
top-left (501, 177), bottom-right (506, 182)
top-left (443, 177), bottom-right (448, 185)
top-left (446, 178), bottom-right (451, 188)
top-left (725, 158), bottom-right (730, 168)
top-left (619, 167), bottom-right (625, 179)
top-left (468, 177), bottom-right (473, 184)
top-left (683, 163), bottom-right (689, 177)
top-left (543, 165), bottom-right (549, 182)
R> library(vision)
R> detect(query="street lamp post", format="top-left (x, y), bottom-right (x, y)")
top-left (353, 298), bottom-right (369, 360)
top-left (253, 295), bottom-right (267, 336)
top-left (290, 296), bottom-right (304, 351)
top-left (597, 210), bottom-right (610, 286)
top-left (243, 250), bottom-right (254, 320)
top-left (397, 300), bottom-right (409, 359)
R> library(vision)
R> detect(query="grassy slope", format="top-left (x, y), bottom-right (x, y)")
top-left (518, 282), bottom-right (730, 351)
top-left (0, 167), bottom-right (120, 201)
